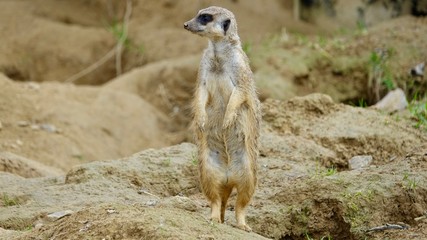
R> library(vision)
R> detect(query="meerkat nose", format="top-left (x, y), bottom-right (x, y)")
top-left (184, 23), bottom-right (189, 29)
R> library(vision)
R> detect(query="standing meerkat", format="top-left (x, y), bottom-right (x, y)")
top-left (184, 6), bottom-right (261, 231)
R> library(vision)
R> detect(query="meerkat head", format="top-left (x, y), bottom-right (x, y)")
top-left (184, 6), bottom-right (238, 42)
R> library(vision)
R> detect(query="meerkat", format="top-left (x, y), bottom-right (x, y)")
top-left (184, 6), bottom-right (261, 232)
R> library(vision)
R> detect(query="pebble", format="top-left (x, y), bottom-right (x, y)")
top-left (40, 124), bottom-right (57, 133)
top-left (145, 200), bottom-right (158, 206)
top-left (17, 121), bottom-right (29, 127)
top-left (47, 210), bottom-right (73, 221)
top-left (348, 155), bottom-right (373, 170)
top-left (26, 82), bottom-right (41, 90)
top-left (34, 223), bottom-right (44, 229)
top-left (410, 62), bottom-right (425, 77)
top-left (31, 124), bottom-right (40, 131)
top-left (106, 209), bottom-right (117, 214)
top-left (372, 88), bottom-right (408, 112)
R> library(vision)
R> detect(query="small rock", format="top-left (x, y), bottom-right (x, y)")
top-left (145, 200), bottom-right (158, 206)
top-left (106, 209), bottom-right (117, 214)
top-left (47, 210), bottom-right (73, 221)
top-left (410, 62), bottom-right (425, 77)
top-left (16, 140), bottom-right (23, 146)
top-left (31, 124), bottom-right (40, 131)
top-left (17, 121), bottom-right (29, 127)
top-left (26, 82), bottom-right (41, 90)
top-left (160, 196), bottom-right (200, 212)
top-left (199, 234), bottom-right (215, 240)
top-left (348, 155), bottom-right (373, 170)
top-left (40, 124), bottom-right (57, 133)
top-left (79, 223), bottom-right (91, 232)
top-left (34, 223), bottom-right (44, 229)
top-left (372, 88), bottom-right (408, 112)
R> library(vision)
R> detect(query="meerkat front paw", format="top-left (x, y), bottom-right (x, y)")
top-left (195, 113), bottom-right (207, 131)
top-left (223, 112), bottom-right (237, 129)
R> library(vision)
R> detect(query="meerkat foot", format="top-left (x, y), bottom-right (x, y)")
top-left (210, 216), bottom-right (221, 224)
top-left (237, 223), bottom-right (252, 232)
top-left (210, 200), bottom-right (222, 224)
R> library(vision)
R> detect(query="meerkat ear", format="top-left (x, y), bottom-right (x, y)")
top-left (223, 19), bottom-right (231, 35)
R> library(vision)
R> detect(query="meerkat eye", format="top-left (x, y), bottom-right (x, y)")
top-left (222, 19), bottom-right (231, 35)
top-left (197, 14), bottom-right (213, 25)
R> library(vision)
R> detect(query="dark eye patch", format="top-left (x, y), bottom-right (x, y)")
top-left (197, 14), bottom-right (213, 25)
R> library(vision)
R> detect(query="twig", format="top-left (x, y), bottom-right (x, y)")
top-left (313, 43), bottom-right (333, 60)
top-left (64, 0), bottom-right (133, 83)
top-left (366, 223), bottom-right (409, 232)
top-left (293, 0), bottom-right (300, 21)
top-left (64, 48), bottom-right (116, 83)
top-left (115, 0), bottom-right (133, 76)
top-left (137, 189), bottom-right (161, 199)
top-left (414, 211), bottom-right (427, 221)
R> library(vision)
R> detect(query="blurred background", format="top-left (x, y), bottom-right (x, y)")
top-left (0, 0), bottom-right (426, 172)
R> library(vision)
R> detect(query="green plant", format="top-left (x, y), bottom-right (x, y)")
top-left (368, 49), bottom-right (396, 102)
top-left (109, 21), bottom-right (130, 45)
top-left (402, 172), bottom-right (419, 191)
top-left (325, 166), bottom-right (337, 176)
top-left (108, 21), bottom-right (144, 54)
top-left (408, 95), bottom-right (427, 130)
top-left (2, 193), bottom-right (19, 206)
top-left (356, 19), bottom-right (367, 33)
top-left (162, 158), bottom-right (171, 167)
top-left (310, 163), bottom-right (338, 178)
top-left (242, 41), bottom-right (252, 56)
top-left (305, 232), bottom-right (314, 240)
top-left (341, 189), bottom-right (375, 232)
top-left (357, 98), bottom-right (367, 108)
top-left (316, 36), bottom-right (327, 48)
top-left (320, 235), bottom-right (333, 240)
top-left (190, 152), bottom-right (198, 166)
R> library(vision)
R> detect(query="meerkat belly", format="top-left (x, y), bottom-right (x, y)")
top-left (203, 73), bottom-right (252, 186)
top-left (205, 72), bottom-right (234, 131)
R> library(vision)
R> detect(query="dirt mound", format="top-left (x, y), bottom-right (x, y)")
top-left (0, 74), bottom-right (173, 171)
top-left (262, 94), bottom-right (427, 168)
top-left (104, 55), bottom-right (200, 136)
top-left (0, 0), bottom-right (304, 86)
top-left (0, 152), bottom-right (63, 178)
top-left (0, 1), bottom-right (117, 85)
top-left (252, 16), bottom-right (427, 104)
top-left (1, 95), bottom-right (426, 240)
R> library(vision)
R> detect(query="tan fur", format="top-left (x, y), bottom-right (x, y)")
top-left (184, 6), bottom-right (261, 232)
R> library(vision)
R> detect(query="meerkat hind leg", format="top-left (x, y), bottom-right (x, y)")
top-left (203, 148), bottom-right (225, 224)
top-left (210, 198), bottom-right (222, 223)
top-left (235, 185), bottom-right (253, 232)
top-left (220, 186), bottom-right (233, 223)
